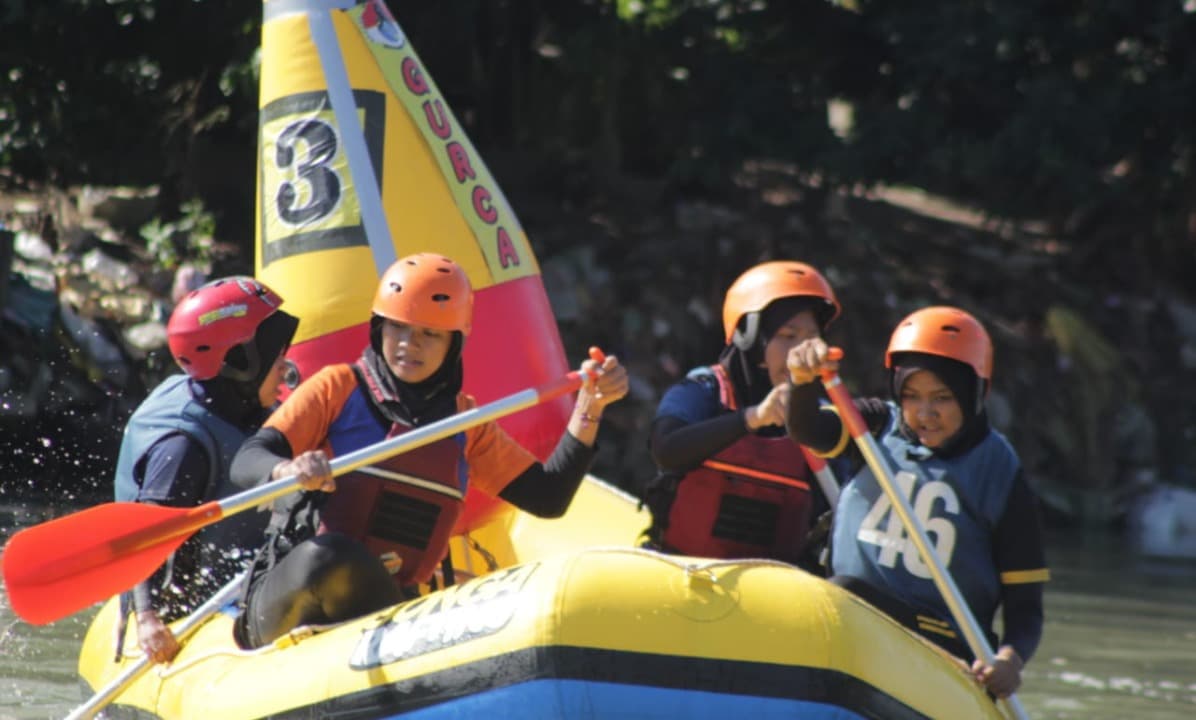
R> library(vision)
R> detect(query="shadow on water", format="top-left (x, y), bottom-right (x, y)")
top-left (1, 504), bottom-right (1195, 719)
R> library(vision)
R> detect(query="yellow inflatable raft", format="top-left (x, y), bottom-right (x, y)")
top-left (78, 476), bottom-right (1002, 720)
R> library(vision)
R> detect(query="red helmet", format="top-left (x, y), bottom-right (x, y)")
top-left (885, 306), bottom-right (992, 380)
top-left (373, 254), bottom-right (473, 335)
top-left (722, 260), bottom-right (840, 347)
top-left (167, 277), bottom-right (286, 381)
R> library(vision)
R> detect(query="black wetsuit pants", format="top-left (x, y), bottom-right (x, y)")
top-left (235, 532), bottom-right (403, 649)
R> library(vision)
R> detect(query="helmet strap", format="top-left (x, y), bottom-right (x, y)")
top-left (731, 312), bottom-right (760, 351)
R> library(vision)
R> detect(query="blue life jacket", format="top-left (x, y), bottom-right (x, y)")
top-left (113, 374), bottom-right (267, 605)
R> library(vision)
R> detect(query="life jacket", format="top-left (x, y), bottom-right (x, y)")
top-left (114, 374), bottom-right (265, 565)
top-left (113, 374), bottom-right (265, 621)
top-left (316, 367), bottom-right (466, 587)
top-left (661, 364), bottom-right (815, 563)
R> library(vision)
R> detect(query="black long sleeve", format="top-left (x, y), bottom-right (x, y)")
top-left (993, 471), bottom-right (1048, 662)
top-left (785, 381), bottom-right (846, 453)
top-left (649, 411), bottom-right (749, 473)
top-left (786, 381), bottom-right (890, 455)
top-left (498, 432), bottom-right (597, 517)
top-left (230, 427), bottom-right (294, 490)
top-left (1000, 583), bottom-right (1044, 662)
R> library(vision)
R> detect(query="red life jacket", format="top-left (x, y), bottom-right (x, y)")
top-left (317, 419), bottom-right (464, 587)
top-left (662, 364), bottom-right (815, 563)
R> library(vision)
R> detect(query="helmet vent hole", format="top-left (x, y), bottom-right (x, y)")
top-left (436, 267), bottom-right (451, 273)
top-left (432, 293), bottom-right (450, 302)
top-left (179, 357), bottom-right (192, 366)
top-left (196, 345), bottom-right (211, 353)
top-left (941, 325), bottom-right (961, 335)
top-left (389, 282), bottom-right (402, 293)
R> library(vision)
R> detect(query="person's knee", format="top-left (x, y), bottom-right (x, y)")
top-left (289, 533), bottom-right (372, 587)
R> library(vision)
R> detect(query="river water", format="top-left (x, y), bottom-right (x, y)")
top-left (2, 499), bottom-right (1195, 720)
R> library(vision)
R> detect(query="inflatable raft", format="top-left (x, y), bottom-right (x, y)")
top-left (77, 476), bottom-right (1002, 720)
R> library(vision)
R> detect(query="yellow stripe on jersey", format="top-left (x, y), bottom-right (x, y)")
top-left (915, 615), bottom-right (958, 639)
top-left (1000, 568), bottom-right (1051, 584)
top-left (915, 615), bottom-right (952, 629)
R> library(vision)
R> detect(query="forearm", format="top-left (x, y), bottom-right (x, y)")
top-left (1000, 583), bottom-right (1045, 662)
top-left (785, 382), bottom-right (843, 452)
top-left (230, 428), bottom-right (294, 489)
top-left (786, 383), bottom-right (891, 454)
top-left (131, 579), bottom-right (156, 614)
top-left (566, 398), bottom-right (603, 446)
top-left (650, 413), bottom-right (749, 472)
top-left (498, 432), bottom-right (596, 517)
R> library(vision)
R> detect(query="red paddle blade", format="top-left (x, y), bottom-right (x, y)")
top-left (2, 501), bottom-right (221, 625)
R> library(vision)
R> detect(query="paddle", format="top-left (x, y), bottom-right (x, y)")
top-left (801, 448), bottom-right (840, 506)
top-left (3, 348), bottom-right (606, 625)
top-left (64, 570), bottom-right (248, 720)
top-left (818, 348), bottom-right (1031, 720)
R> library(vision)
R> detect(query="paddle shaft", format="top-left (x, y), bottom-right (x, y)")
top-left (800, 447), bottom-right (840, 506)
top-left (820, 369), bottom-right (1031, 720)
top-left (64, 571), bottom-right (249, 720)
top-left (219, 370), bottom-right (587, 518)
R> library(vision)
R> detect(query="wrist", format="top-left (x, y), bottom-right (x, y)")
top-left (788, 368), bottom-right (818, 386)
top-left (996, 647), bottom-right (1024, 671)
top-left (573, 405), bottom-right (602, 426)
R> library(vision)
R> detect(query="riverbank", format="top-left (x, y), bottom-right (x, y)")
top-left (3, 168), bottom-right (1196, 526)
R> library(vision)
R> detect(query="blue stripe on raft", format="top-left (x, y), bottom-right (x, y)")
top-left (378, 679), bottom-right (868, 720)
top-left (261, 646), bottom-right (932, 719)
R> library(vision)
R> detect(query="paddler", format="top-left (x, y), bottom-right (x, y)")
top-left (229, 253), bottom-right (628, 648)
top-left (115, 277), bottom-right (298, 664)
top-left (785, 306), bottom-right (1049, 699)
top-left (641, 260), bottom-right (842, 571)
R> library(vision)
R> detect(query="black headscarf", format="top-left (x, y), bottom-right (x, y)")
top-left (720, 296), bottom-right (824, 407)
top-left (356, 315), bottom-right (464, 427)
top-left (198, 309), bottom-right (299, 427)
top-left (890, 351), bottom-right (990, 457)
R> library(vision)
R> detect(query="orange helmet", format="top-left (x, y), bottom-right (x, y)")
top-left (372, 253), bottom-right (473, 335)
top-left (885, 306), bottom-right (992, 380)
top-left (722, 260), bottom-right (840, 347)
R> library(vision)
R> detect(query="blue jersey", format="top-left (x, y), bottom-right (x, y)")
top-left (830, 402), bottom-right (1020, 639)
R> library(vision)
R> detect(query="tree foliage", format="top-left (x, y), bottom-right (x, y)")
top-left (2, 0), bottom-right (1194, 287)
